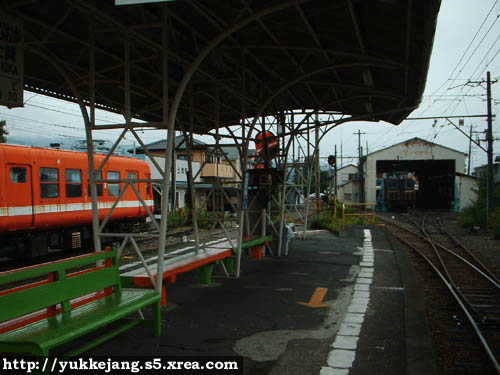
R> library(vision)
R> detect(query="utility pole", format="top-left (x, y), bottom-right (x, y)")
top-left (334, 144), bottom-right (338, 198)
top-left (354, 130), bottom-right (366, 203)
top-left (468, 124), bottom-right (472, 175)
top-left (486, 71), bottom-right (494, 219)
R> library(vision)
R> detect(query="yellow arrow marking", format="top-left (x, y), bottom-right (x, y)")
top-left (297, 287), bottom-right (329, 308)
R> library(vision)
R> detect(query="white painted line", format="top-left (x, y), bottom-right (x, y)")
top-left (338, 322), bottom-right (362, 336)
top-left (350, 296), bottom-right (369, 307)
top-left (354, 284), bottom-right (370, 291)
top-left (321, 228), bottom-right (375, 375)
top-left (320, 366), bottom-right (349, 375)
top-left (327, 349), bottom-right (356, 368)
top-left (359, 270), bottom-right (374, 276)
top-left (353, 290), bottom-right (370, 298)
top-left (332, 335), bottom-right (359, 350)
top-left (373, 249), bottom-right (394, 253)
top-left (343, 313), bottom-right (365, 324)
top-left (356, 278), bottom-right (372, 285)
top-left (348, 303), bottom-right (368, 314)
top-left (351, 297), bottom-right (369, 305)
top-left (358, 274), bottom-right (373, 280)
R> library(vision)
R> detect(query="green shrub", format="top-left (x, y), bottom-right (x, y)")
top-left (326, 220), bottom-right (341, 235)
top-left (167, 207), bottom-right (190, 229)
top-left (457, 175), bottom-right (500, 231)
top-left (197, 209), bottom-right (213, 229)
top-left (310, 214), bottom-right (331, 229)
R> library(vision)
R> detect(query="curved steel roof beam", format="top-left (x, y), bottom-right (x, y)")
top-left (188, 0), bottom-right (305, 113)
top-left (222, 45), bottom-right (403, 67)
top-left (243, 61), bottom-right (401, 150)
top-left (168, 0), bottom-right (313, 138)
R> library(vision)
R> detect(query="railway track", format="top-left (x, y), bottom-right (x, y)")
top-left (380, 212), bottom-right (500, 375)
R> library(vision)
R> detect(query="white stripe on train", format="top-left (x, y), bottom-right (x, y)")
top-left (0, 200), bottom-right (154, 217)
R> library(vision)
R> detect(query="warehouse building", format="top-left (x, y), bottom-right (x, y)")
top-left (361, 137), bottom-right (476, 210)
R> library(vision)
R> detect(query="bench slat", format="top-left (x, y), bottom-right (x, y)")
top-left (0, 289), bottom-right (159, 352)
top-left (0, 251), bottom-right (115, 286)
top-left (241, 236), bottom-right (273, 249)
top-left (0, 267), bottom-right (120, 323)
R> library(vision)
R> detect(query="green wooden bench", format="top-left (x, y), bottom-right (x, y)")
top-left (0, 248), bottom-right (161, 357)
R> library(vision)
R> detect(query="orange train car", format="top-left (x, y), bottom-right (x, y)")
top-left (0, 144), bottom-right (153, 258)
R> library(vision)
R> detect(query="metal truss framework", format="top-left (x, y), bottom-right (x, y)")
top-left (2, 1), bottom-right (441, 294)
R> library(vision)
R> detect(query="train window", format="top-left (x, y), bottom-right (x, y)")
top-left (107, 171), bottom-right (121, 196)
top-left (128, 172), bottom-right (137, 190)
top-left (10, 167), bottom-right (27, 183)
top-left (87, 170), bottom-right (103, 197)
top-left (65, 169), bottom-right (82, 198)
top-left (40, 168), bottom-right (59, 198)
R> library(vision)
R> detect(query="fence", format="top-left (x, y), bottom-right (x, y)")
top-left (342, 202), bottom-right (375, 230)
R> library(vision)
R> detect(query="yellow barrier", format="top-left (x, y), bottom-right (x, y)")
top-left (342, 202), bottom-right (375, 230)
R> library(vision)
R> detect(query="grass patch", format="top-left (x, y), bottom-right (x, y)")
top-left (309, 205), bottom-right (374, 235)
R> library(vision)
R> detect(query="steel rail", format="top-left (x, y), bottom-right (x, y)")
top-left (420, 216), bottom-right (456, 286)
top-left (437, 217), bottom-right (500, 286)
top-left (419, 216), bottom-right (488, 324)
top-left (390, 231), bottom-right (500, 374)
top-left (380, 216), bottom-right (500, 289)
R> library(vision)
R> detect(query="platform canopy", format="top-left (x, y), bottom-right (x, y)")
top-left (3, 0), bottom-right (441, 132)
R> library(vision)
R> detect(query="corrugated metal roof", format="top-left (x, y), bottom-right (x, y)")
top-left (7, 0), bottom-right (441, 132)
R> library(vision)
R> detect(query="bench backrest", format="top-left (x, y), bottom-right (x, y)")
top-left (0, 248), bottom-right (121, 326)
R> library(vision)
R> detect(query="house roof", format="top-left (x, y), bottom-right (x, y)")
top-left (365, 137), bottom-right (467, 158)
top-left (130, 134), bottom-right (207, 153)
top-left (336, 164), bottom-right (358, 172)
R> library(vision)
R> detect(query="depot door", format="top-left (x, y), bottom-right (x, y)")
top-left (6, 164), bottom-right (34, 228)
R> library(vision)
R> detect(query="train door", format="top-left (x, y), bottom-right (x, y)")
top-left (6, 164), bottom-right (34, 228)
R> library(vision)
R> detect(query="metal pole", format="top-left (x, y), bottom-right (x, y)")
top-left (87, 21), bottom-right (101, 252)
top-left (235, 52), bottom-right (247, 278)
top-left (486, 71), bottom-right (494, 220)
top-left (156, 5), bottom-right (169, 294)
top-left (187, 86), bottom-right (200, 252)
top-left (303, 117), bottom-right (312, 238)
top-left (315, 113), bottom-right (320, 215)
top-left (171, 140), bottom-right (176, 210)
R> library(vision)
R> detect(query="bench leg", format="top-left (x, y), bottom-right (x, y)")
top-left (161, 285), bottom-right (167, 307)
top-left (250, 245), bottom-right (263, 260)
top-left (152, 300), bottom-right (162, 337)
top-left (198, 264), bottom-right (212, 286)
top-left (222, 257), bottom-right (234, 274)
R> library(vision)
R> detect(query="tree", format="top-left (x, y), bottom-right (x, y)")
top-left (0, 120), bottom-right (8, 143)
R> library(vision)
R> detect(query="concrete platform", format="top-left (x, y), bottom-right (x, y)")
top-left (87, 225), bottom-right (438, 375)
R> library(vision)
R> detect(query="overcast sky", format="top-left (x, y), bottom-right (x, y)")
top-left (1, 0), bottom-right (499, 172)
